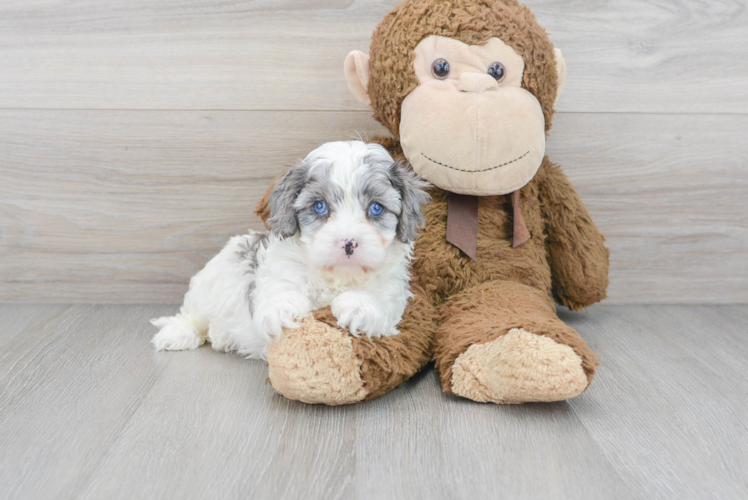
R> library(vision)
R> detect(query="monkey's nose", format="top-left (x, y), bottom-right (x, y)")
top-left (344, 239), bottom-right (358, 256)
top-left (459, 72), bottom-right (499, 93)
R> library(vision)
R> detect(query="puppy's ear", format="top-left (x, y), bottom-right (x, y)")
top-left (254, 169), bottom-right (288, 228)
top-left (265, 161), bottom-right (309, 237)
top-left (389, 162), bottom-right (431, 243)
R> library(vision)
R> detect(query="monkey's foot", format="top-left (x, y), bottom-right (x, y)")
top-left (450, 328), bottom-right (588, 404)
top-left (266, 317), bottom-right (368, 405)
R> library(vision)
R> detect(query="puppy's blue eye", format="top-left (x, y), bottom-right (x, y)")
top-left (313, 201), bottom-right (328, 215)
top-left (368, 202), bottom-right (384, 217)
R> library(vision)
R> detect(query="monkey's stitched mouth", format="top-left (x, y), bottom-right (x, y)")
top-left (421, 151), bottom-right (530, 173)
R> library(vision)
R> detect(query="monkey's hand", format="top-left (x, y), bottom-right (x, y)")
top-left (539, 161), bottom-right (610, 310)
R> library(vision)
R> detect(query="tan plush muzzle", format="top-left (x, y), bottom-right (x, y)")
top-left (400, 79), bottom-right (546, 196)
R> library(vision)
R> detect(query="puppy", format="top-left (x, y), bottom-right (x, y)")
top-left (151, 141), bottom-right (430, 358)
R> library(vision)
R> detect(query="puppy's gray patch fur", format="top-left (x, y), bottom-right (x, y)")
top-left (295, 165), bottom-right (344, 235)
top-left (236, 232), bottom-right (269, 268)
top-left (267, 161), bottom-right (310, 237)
top-left (356, 162), bottom-right (402, 236)
top-left (236, 232), bottom-right (269, 313)
top-left (246, 281), bottom-right (257, 314)
top-left (383, 160), bottom-right (431, 243)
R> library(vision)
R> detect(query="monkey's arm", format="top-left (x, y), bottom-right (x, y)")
top-left (538, 161), bottom-right (609, 311)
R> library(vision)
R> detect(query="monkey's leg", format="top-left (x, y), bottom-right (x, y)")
top-left (433, 280), bottom-right (598, 404)
top-left (266, 285), bottom-right (436, 405)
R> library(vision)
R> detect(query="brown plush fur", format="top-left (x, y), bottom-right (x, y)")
top-left (384, 148), bottom-right (604, 393)
top-left (256, 0), bottom-right (609, 403)
top-left (538, 166), bottom-right (610, 310)
top-left (432, 280), bottom-right (598, 392)
top-left (363, 0), bottom-right (608, 398)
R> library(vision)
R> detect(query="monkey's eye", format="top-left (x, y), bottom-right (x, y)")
top-left (368, 202), bottom-right (384, 217)
top-left (313, 201), bottom-right (328, 215)
top-left (431, 59), bottom-right (450, 80)
top-left (487, 62), bottom-right (506, 82)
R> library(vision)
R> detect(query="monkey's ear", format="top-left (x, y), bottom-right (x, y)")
top-left (344, 50), bottom-right (372, 106)
top-left (553, 48), bottom-right (567, 107)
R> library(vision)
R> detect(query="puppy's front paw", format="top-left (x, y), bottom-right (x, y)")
top-left (253, 291), bottom-right (311, 339)
top-left (331, 291), bottom-right (391, 338)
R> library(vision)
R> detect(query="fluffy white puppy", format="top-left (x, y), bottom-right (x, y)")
top-left (151, 141), bottom-right (430, 358)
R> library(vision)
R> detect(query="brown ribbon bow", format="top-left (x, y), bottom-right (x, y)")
top-left (446, 190), bottom-right (530, 260)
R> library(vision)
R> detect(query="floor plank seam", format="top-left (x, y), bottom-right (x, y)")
top-left (561, 401), bottom-right (638, 499)
top-left (0, 306), bottom-right (78, 408)
top-left (70, 345), bottom-right (176, 499)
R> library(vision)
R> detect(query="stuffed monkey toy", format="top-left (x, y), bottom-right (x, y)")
top-left (257, 0), bottom-right (609, 405)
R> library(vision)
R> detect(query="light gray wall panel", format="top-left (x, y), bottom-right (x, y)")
top-left (1, 110), bottom-right (745, 303)
top-left (0, 0), bottom-right (744, 113)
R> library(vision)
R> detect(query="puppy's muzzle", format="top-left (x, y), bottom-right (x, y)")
top-left (344, 239), bottom-right (358, 256)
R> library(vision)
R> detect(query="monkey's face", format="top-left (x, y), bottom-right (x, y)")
top-left (399, 35), bottom-right (547, 196)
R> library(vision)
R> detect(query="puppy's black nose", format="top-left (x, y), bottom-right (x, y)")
top-left (344, 239), bottom-right (357, 256)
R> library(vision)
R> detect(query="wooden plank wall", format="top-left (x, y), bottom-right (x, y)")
top-left (0, 0), bottom-right (746, 304)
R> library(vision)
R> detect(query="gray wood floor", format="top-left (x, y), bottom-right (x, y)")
top-left (0, 304), bottom-right (746, 500)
